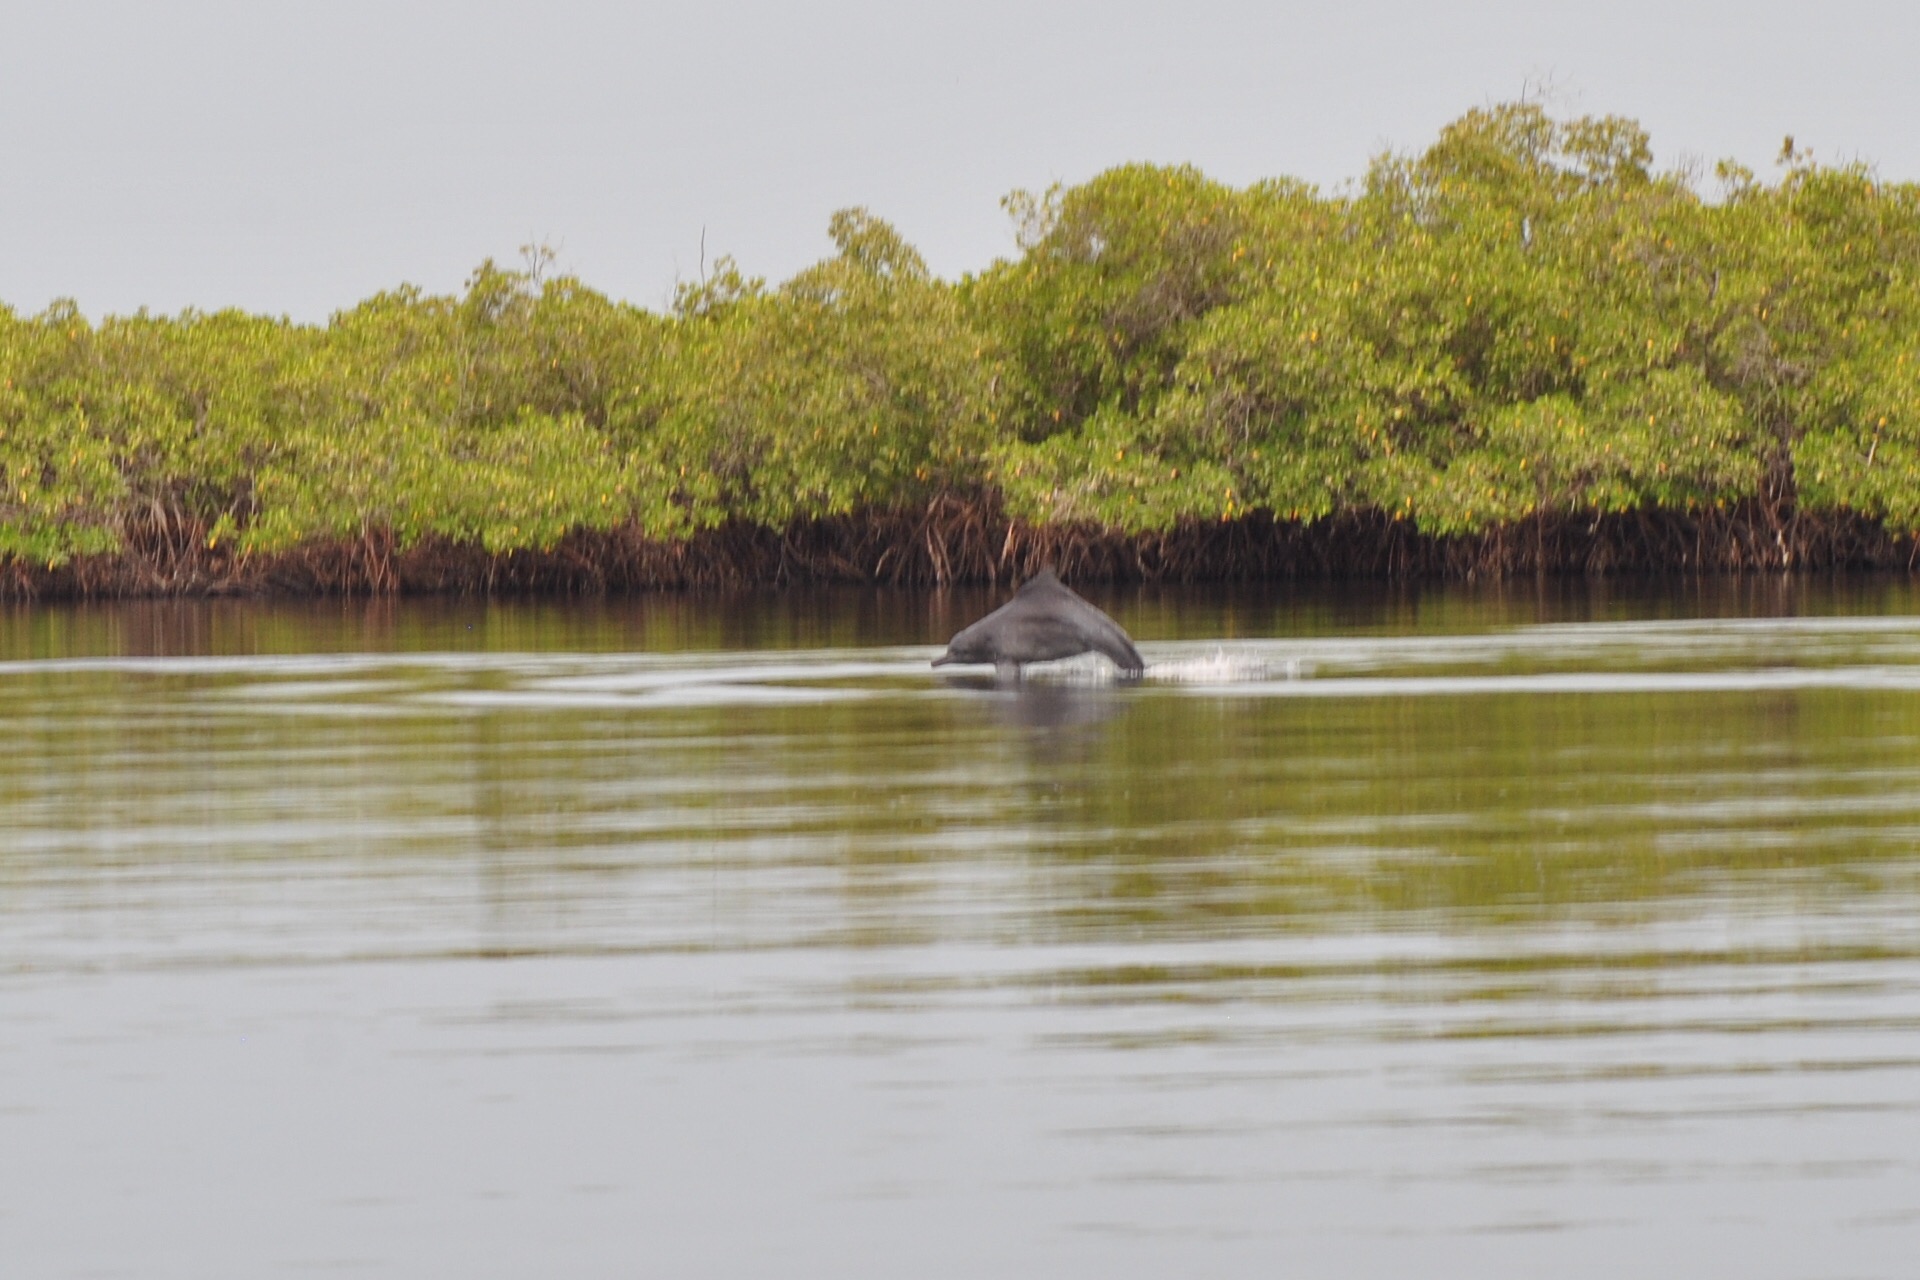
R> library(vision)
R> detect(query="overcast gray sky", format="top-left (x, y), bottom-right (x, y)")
top-left (4, 1), bottom-right (1917, 321)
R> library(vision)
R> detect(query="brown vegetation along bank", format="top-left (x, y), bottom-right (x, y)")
top-left (3, 499), bottom-right (1913, 602)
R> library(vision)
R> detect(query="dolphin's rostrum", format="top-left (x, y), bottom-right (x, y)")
top-left (932, 568), bottom-right (1145, 680)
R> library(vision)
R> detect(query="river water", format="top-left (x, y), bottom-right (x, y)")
top-left (3, 578), bottom-right (1920, 1278)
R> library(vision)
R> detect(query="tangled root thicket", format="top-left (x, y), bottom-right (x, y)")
top-left (2, 496), bottom-right (1915, 601)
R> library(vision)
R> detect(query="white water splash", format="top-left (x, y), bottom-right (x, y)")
top-left (1017, 647), bottom-right (1307, 687)
top-left (1145, 647), bottom-right (1307, 685)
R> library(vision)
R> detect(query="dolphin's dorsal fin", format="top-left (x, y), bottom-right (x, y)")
top-left (1018, 567), bottom-right (1062, 593)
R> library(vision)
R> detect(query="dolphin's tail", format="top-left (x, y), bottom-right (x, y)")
top-left (1095, 633), bottom-right (1146, 677)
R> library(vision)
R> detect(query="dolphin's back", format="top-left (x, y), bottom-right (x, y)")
top-left (1085, 620), bottom-right (1146, 674)
top-left (1008, 571), bottom-right (1145, 674)
top-left (933, 567), bottom-right (1146, 676)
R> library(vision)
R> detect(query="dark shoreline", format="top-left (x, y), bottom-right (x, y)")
top-left (3, 499), bottom-right (1914, 601)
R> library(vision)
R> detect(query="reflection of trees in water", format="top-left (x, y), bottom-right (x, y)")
top-left (940, 677), bottom-right (1132, 738)
top-left (465, 702), bottom-right (600, 959)
top-left (1004, 686), bottom-right (1135, 907)
top-left (468, 707), bottom-right (523, 955)
top-left (946, 679), bottom-right (1137, 844)
top-left (959, 669), bottom-right (1920, 956)
top-left (359, 639), bottom-right (1920, 964)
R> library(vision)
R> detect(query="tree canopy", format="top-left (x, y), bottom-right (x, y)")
top-left (3, 103), bottom-right (1918, 579)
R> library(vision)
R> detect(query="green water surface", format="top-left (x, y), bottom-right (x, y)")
top-left (2, 577), bottom-right (1918, 1277)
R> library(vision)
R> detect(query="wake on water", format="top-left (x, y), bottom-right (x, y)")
top-left (133, 614), bottom-right (1920, 718)
top-left (1149, 650), bottom-right (1311, 684)
top-left (1017, 647), bottom-right (1307, 687)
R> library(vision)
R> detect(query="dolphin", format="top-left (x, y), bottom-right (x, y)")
top-left (932, 568), bottom-right (1146, 680)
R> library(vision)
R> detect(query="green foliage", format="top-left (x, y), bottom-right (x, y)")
top-left (1050, 102), bottom-right (1920, 537)
top-left (969, 164), bottom-right (1262, 436)
top-left (6, 103), bottom-right (1920, 572)
top-left (655, 209), bottom-right (997, 527)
